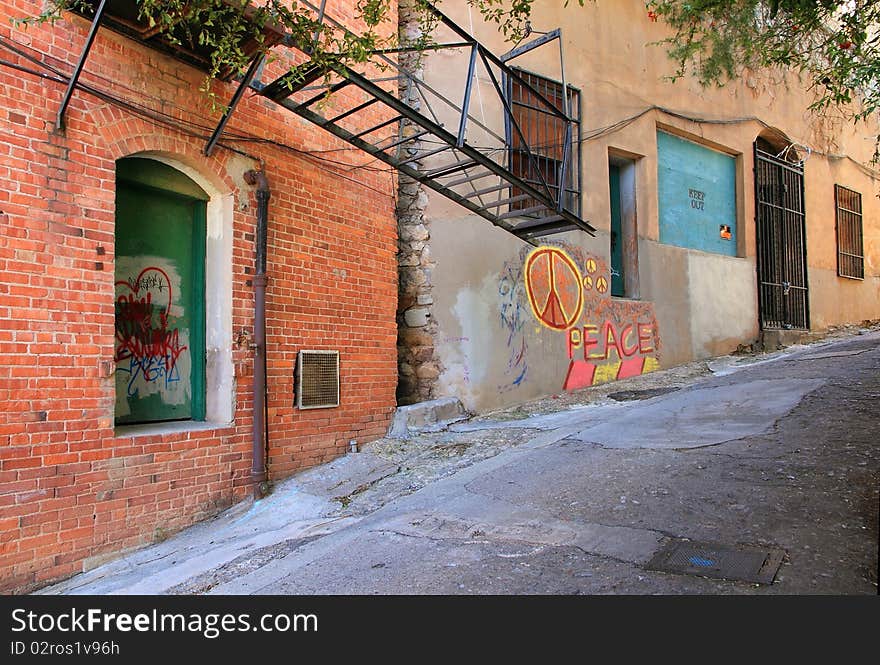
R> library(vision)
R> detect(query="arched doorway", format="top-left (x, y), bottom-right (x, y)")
top-left (114, 157), bottom-right (208, 425)
top-left (753, 131), bottom-right (809, 330)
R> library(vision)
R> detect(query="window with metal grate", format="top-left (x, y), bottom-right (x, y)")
top-left (835, 185), bottom-right (864, 280)
top-left (507, 68), bottom-right (581, 218)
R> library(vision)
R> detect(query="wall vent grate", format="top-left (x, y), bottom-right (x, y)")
top-left (296, 350), bottom-right (340, 409)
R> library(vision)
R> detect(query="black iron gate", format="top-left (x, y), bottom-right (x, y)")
top-left (754, 144), bottom-right (809, 330)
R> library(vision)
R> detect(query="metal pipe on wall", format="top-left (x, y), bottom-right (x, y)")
top-left (244, 169), bottom-right (270, 498)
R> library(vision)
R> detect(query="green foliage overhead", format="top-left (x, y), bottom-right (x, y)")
top-left (646, 1), bottom-right (880, 131)
top-left (16, 1), bottom-right (564, 83)
top-left (17, 0), bottom-right (395, 91)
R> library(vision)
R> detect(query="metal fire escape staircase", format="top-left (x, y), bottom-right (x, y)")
top-left (55, 0), bottom-right (596, 245)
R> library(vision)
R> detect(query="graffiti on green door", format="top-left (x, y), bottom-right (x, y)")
top-left (114, 158), bottom-right (206, 425)
top-left (114, 259), bottom-right (190, 405)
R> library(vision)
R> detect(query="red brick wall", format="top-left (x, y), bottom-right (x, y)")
top-left (0, 2), bottom-right (398, 593)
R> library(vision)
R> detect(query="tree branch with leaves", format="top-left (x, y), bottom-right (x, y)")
top-left (15, 1), bottom-right (568, 84)
top-left (647, 0), bottom-right (880, 156)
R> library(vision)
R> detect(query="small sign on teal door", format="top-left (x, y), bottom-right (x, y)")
top-left (657, 131), bottom-right (737, 256)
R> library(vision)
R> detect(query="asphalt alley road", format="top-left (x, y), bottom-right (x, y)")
top-left (44, 332), bottom-right (880, 594)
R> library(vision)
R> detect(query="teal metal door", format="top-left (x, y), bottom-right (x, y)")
top-left (114, 160), bottom-right (206, 425)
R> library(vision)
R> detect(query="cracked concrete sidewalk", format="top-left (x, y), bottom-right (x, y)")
top-left (40, 322), bottom-right (880, 594)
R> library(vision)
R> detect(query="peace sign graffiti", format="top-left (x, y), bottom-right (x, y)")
top-left (524, 247), bottom-right (583, 330)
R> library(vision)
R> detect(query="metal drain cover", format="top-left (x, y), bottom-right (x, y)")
top-left (646, 540), bottom-right (785, 584)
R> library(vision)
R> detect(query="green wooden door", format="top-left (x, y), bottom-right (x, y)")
top-left (114, 160), bottom-right (206, 425)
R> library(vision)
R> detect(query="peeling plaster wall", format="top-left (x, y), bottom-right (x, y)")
top-left (432, 219), bottom-right (584, 411)
top-left (432, 219), bottom-right (662, 413)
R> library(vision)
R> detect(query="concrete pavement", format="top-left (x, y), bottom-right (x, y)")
top-left (41, 328), bottom-right (880, 594)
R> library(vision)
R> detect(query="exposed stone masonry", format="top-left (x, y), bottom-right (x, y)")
top-left (396, 0), bottom-right (442, 405)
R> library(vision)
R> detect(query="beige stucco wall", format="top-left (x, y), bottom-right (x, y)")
top-left (686, 252), bottom-right (759, 358)
top-left (417, 1), bottom-right (880, 412)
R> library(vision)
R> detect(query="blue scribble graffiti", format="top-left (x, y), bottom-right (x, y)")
top-left (120, 347), bottom-right (183, 397)
top-left (497, 249), bottom-right (530, 392)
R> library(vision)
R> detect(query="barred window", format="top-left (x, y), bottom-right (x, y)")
top-left (508, 69), bottom-right (581, 217)
top-left (835, 185), bottom-right (864, 279)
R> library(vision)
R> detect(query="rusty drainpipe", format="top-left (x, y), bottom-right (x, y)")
top-left (244, 169), bottom-right (270, 498)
